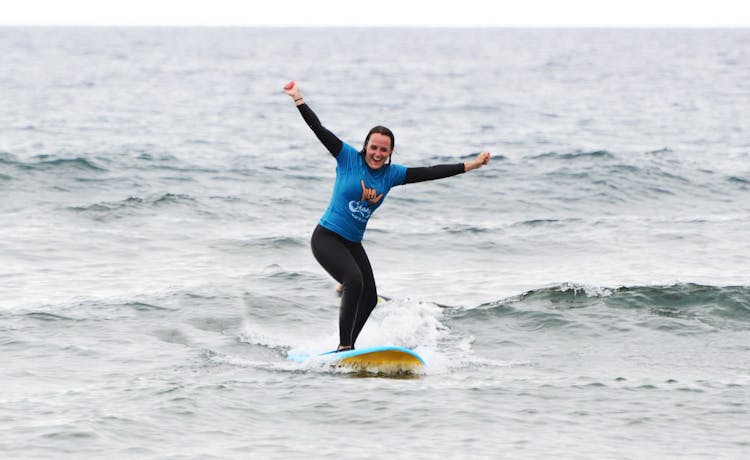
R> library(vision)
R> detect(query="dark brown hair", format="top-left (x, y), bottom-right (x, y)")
top-left (360, 125), bottom-right (395, 165)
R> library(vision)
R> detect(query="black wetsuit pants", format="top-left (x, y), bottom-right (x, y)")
top-left (311, 225), bottom-right (377, 348)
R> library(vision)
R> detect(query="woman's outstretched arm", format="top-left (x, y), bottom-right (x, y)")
top-left (284, 81), bottom-right (343, 157)
top-left (404, 151), bottom-right (491, 184)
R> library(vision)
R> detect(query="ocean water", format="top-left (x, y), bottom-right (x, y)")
top-left (1, 27), bottom-right (749, 459)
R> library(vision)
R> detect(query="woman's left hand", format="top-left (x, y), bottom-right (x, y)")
top-left (465, 151), bottom-right (491, 171)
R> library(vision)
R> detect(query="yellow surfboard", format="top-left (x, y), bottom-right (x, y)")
top-left (334, 346), bottom-right (425, 373)
top-left (290, 346), bottom-right (425, 375)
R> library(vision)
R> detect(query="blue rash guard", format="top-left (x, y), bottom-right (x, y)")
top-left (296, 101), bottom-right (465, 241)
top-left (320, 142), bottom-right (407, 242)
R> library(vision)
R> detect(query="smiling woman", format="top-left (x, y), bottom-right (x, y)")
top-left (362, 127), bottom-right (394, 169)
top-left (283, 80), bottom-right (490, 352)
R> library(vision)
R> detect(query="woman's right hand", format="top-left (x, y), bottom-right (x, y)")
top-left (283, 80), bottom-right (302, 102)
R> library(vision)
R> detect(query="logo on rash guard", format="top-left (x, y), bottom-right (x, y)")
top-left (349, 180), bottom-right (382, 223)
top-left (348, 200), bottom-right (371, 222)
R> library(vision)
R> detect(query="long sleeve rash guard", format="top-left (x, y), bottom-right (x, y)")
top-left (297, 102), bottom-right (467, 241)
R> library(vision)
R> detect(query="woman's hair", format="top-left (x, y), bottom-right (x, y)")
top-left (360, 125), bottom-right (395, 165)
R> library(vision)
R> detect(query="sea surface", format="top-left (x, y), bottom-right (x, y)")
top-left (1, 27), bottom-right (749, 459)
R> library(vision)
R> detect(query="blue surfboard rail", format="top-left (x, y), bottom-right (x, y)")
top-left (288, 345), bottom-right (425, 366)
top-left (319, 345), bottom-right (425, 364)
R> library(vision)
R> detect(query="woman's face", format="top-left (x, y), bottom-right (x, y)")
top-left (364, 133), bottom-right (393, 170)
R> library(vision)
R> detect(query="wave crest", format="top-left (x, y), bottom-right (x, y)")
top-left (456, 283), bottom-right (750, 332)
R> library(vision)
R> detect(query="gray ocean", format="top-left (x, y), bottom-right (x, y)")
top-left (2, 27), bottom-right (749, 459)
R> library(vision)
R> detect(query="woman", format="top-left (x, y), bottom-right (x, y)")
top-left (284, 81), bottom-right (490, 352)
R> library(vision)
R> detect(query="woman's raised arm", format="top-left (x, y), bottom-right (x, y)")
top-left (284, 81), bottom-right (343, 157)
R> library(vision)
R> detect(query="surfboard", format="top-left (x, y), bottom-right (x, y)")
top-left (288, 345), bottom-right (425, 374)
